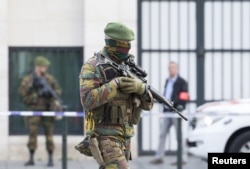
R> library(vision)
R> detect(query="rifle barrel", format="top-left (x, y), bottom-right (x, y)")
top-left (148, 85), bottom-right (188, 121)
top-left (101, 54), bottom-right (188, 121)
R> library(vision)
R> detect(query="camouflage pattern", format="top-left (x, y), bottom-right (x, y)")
top-left (79, 50), bottom-right (154, 169)
top-left (19, 73), bottom-right (62, 151)
top-left (75, 136), bottom-right (92, 156)
top-left (79, 52), bottom-right (153, 112)
top-left (19, 73), bottom-right (62, 111)
top-left (79, 56), bottom-right (119, 110)
top-left (99, 137), bottom-right (129, 169)
top-left (27, 116), bottom-right (55, 151)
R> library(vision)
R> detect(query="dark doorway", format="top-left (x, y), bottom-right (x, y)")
top-left (9, 47), bottom-right (84, 135)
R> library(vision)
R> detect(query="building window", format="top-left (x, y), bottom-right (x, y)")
top-left (9, 47), bottom-right (84, 135)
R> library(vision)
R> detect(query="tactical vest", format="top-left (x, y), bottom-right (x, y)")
top-left (84, 53), bottom-right (142, 134)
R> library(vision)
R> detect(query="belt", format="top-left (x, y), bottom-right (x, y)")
top-left (95, 124), bottom-right (123, 129)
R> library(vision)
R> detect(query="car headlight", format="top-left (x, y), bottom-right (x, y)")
top-left (195, 115), bottom-right (224, 128)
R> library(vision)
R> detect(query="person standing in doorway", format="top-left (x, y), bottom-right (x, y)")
top-left (150, 61), bottom-right (189, 165)
top-left (19, 56), bottom-right (62, 167)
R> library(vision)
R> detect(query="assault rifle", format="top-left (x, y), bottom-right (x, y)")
top-left (100, 54), bottom-right (188, 121)
top-left (33, 73), bottom-right (63, 104)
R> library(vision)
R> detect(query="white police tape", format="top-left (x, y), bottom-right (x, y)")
top-left (142, 112), bottom-right (250, 118)
top-left (0, 111), bottom-right (84, 117)
top-left (0, 111), bottom-right (249, 118)
top-left (0, 111), bottom-right (189, 118)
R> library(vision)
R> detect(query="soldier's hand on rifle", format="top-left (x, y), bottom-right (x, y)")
top-left (114, 77), bottom-right (146, 95)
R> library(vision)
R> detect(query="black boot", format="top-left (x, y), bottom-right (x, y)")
top-left (24, 149), bottom-right (35, 166)
top-left (47, 150), bottom-right (54, 167)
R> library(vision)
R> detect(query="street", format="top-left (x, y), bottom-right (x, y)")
top-left (0, 155), bottom-right (207, 169)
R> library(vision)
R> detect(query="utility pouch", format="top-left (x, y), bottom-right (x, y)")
top-left (99, 138), bottom-right (125, 164)
top-left (75, 136), bottom-right (92, 156)
top-left (131, 107), bottom-right (142, 125)
top-left (109, 100), bottom-right (127, 124)
top-left (89, 137), bottom-right (105, 166)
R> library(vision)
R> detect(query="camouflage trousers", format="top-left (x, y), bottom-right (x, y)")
top-left (27, 116), bottom-right (55, 151)
top-left (98, 137), bottom-right (130, 169)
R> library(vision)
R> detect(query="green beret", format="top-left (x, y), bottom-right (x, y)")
top-left (34, 56), bottom-right (50, 67)
top-left (104, 22), bottom-right (135, 41)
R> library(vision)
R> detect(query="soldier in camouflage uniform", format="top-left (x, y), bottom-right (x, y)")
top-left (78, 22), bottom-right (154, 169)
top-left (19, 56), bottom-right (62, 167)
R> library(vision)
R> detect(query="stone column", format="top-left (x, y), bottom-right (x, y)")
top-left (0, 0), bottom-right (9, 161)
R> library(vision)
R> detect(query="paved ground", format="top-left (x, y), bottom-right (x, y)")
top-left (0, 156), bottom-right (207, 169)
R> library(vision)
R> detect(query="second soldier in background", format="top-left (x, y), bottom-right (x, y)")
top-left (78, 23), bottom-right (154, 169)
top-left (19, 56), bottom-right (62, 167)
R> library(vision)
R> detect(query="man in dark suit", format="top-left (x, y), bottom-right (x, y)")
top-left (150, 61), bottom-right (189, 165)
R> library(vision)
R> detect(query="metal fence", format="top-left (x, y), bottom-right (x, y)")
top-left (137, 0), bottom-right (250, 155)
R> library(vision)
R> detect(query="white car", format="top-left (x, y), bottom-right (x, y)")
top-left (187, 99), bottom-right (250, 159)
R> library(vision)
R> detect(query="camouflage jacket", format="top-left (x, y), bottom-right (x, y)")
top-left (19, 73), bottom-right (62, 111)
top-left (79, 51), bottom-right (154, 131)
